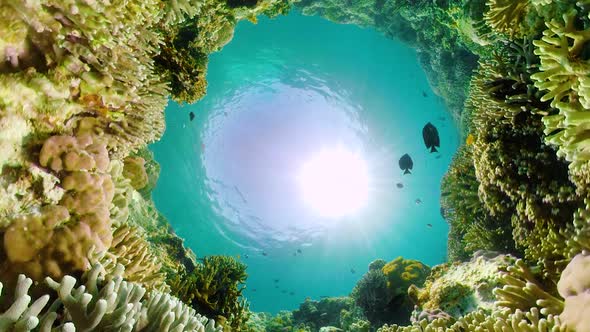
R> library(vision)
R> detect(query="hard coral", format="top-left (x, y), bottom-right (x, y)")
top-left (2, 134), bottom-right (114, 281)
top-left (557, 253), bottom-right (590, 332)
top-left (352, 257), bottom-right (429, 327)
top-left (171, 255), bottom-right (249, 331)
top-left (0, 263), bottom-right (222, 331)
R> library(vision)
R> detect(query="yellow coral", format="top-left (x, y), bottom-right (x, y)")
top-left (484, 0), bottom-right (529, 37)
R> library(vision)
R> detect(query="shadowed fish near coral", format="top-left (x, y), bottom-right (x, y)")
top-left (422, 122), bottom-right (440, 152)
top-left (189, 111), bottom-right (195, 121)
top-left (399, 154), bottom-right (413, 174)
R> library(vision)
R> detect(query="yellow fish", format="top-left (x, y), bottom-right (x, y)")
top-left (466, 134), bottom-right (474, 145)
top-left (237, 254), bottom-right (241, 259)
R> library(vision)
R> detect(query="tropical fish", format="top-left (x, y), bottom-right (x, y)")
top-left (290, 291), bottom-right (295, 296)
top-left (244, 254), bottom-right (249, 259)
top-left (236, 254), bottom-right (240, 259)
top-left (293, 253), bottom-right (297, 256)
top-left (426, 223), bottom-right (432, 228)
top-left (275, 285), bottom-right (279, 289)
top-left (297, 249), bottom-right (302, 254)
top-left (466, 133), bottom-right (475, 145)
top-left (274, 279), bottom-right (279, 283)
top-left (189, 111), bottom-right (195, 121)
top-left (262, 252), bottom-right (268, 256)
top-left (399, 154), bottom-right (413, 174)
top-left (422, 122), bottom-right (440, 152)
top-left (396, 182), bottom-right (404, 189)
top-left (252, 288), bottom-right (257, 292)
top-left (350, 268), bottom-right (356, 274)
top-left (435, 155), bottom-right (442, 159)
top-left (415, 198), bottom-right (422, 205)
top-left (422, 91), bottom-right (427, 97)
top-left (282, 290), bottom-right (287, 294)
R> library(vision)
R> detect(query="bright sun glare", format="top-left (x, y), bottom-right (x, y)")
top-left (298, 147), bottom-right (369, 218)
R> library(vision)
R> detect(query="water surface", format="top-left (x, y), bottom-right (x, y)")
top-left (151, 11), bottom-right (459, 313)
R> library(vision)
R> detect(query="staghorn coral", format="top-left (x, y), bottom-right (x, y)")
top-left (557, 252), bottom-right (590, 332)
top-left (171, 255), bottom-right (249, 331)
top-left (0, 262), bottom-right (221, 331)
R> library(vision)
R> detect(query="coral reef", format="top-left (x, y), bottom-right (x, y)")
top-left (171, 255), bottom-right (249, 331)
top-left (557, 252), bottom-right (590, 332)
top-left (0, 263), bottom-right (221, 331)
top-left (352, 257), bottom-right (429, 326)
top-left (410, 253), bottom-right (514, 318)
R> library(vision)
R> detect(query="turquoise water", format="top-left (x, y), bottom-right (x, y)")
top-left (150, 11), bottom-right (459, 313)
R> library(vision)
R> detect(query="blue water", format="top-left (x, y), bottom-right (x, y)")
top-left (150, 11), bottom-right (459, 313)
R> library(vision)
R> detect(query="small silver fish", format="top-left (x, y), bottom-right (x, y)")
top-left (415, 199), bottom-right (422, 205)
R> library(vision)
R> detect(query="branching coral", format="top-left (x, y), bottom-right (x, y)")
top-left (171, 255), bottom-right (249, 330)
top-left (1, 0), bottom-right (168, 157)
top-left (0, 263), bottom-right (221, 331)
top-left (91, 224), bottom-right (168, 292)
top-left (467, 48), bottom-right (585, 279)
top-left (531, 9), bottom-right (590, 166)
top-left (484, 0), bottom-right (529, 37)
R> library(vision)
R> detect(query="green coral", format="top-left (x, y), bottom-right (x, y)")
top-left (171, 255), bottom-right (249, 331)
top-left (441, 145), bottom-right (518, 261)
top-left (351, 257), bottom-right (429, 327)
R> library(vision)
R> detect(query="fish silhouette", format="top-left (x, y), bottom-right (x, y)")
top-left (415, 198), bottom-right (422, 205)
top-left (427, 223), bottom-right (433, 228)
top-left (189, 112), bottom-right (195, 121)
top-left (396, 182), bottom-right (404, 189)
top-left (399, 154), bottom-right (413, 174)
top-left (422, 122), bottom-right (440, 152)
top-left (422, 91), bottom-right (427, 97)
top-left (297, 249), bottom-right (302, 254)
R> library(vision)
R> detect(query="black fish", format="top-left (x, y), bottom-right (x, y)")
top-left (274, 279), bottom-right (279, 283)
top-left (350, 268), bottom-right (356, 274)
top-left (399, 154), bottom-right (413, 174)
top-left (290, 291), bottom-right (295, 296)
top-left (244, 254), bottom-right (249, 259)
top-left (189, 111), bottom-right (195, 121)
top-left (427, 223), bottom-right (433, 228)
top-left (297, 249), bottom-right (302, 254)
top-left (396, 182), bottom-right (404, 189)
top-left (422, 122), bottom-right (440, 153)
top-left (262, 252), bottom-right (268, 256)
top-left (282, 290), bottom-right (287, 294)
top-left (275, 285), bottom-right (279, 289)
top-left (422, 91), bottom-right (427, 97)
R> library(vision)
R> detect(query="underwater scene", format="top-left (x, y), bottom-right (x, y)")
top-left (1, 0), bottom-right (590, 331)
